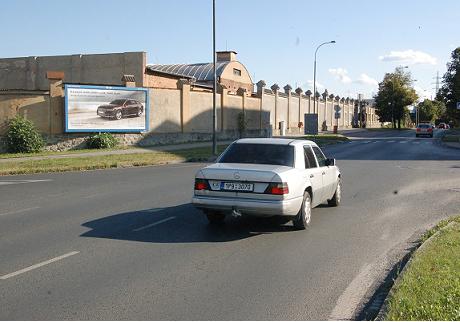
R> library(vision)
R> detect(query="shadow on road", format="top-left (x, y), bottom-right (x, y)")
top-left (80, 203), bottom-right (296, 243)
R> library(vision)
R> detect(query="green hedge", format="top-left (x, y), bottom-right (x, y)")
top-left (6, 116), bottom-right (45, 153)
top-left (86, 133), bottom-right (118, 149)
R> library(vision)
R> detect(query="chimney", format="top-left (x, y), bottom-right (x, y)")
top-left (216, 51), bottom-right (237, 62)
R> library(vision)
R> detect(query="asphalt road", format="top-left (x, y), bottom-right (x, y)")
top-left (1, 129), bottom-right (460, 320)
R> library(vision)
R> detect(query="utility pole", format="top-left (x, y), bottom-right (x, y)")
top-left (432, 71), bottom-right (441, 98)
top-left (212, 0), bottom-right (217, 155)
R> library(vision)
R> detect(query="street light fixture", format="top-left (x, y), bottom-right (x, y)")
top-left (313, 40), bottom-right (335, 115)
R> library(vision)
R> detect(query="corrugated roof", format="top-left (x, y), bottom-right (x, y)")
top-left (146, 62), bottom-right (229, 82)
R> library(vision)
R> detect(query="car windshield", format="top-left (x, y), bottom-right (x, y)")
top-left (109, 99), bottom-right (126, 105)
top-left (219, 143), bottom-right (294, 167)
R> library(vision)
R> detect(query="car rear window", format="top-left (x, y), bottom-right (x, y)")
top-left (418, 124), bottom-right (430, 128)
top-left (219, 143), bottom-right (294, 167)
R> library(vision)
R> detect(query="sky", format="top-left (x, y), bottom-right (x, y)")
top-left (1, 0), bottom-right (459, 101)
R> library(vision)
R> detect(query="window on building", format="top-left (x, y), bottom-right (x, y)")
top-left (233, 68), bottom-right (242, 76)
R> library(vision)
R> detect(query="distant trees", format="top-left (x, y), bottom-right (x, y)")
top-left (374, 67), bottom-right (418, 129)
top-left (415, 99), bottom-right (446, 123)
top-left (437, 47), bottom-right (460, 126)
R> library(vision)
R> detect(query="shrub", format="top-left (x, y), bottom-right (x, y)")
top-left (86, 133), bottom-right (118, 149)
top-left (237, 112), bottom-right (247, 137)
top-left (6, 116), bottom-right (45, 153)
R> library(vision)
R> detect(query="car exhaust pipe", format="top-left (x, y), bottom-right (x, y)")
top-left (232, 208), bottom-right (242, 217)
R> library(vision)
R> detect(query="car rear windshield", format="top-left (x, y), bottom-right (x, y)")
top-left (219, 143), bottom-right (294, 167)
top-left (418, 124), bottom-right (430, 128)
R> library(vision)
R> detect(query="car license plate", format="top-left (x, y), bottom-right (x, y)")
top-left (221, 182), bottom-right (253, 191)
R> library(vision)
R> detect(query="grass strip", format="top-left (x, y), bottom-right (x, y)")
top-left (297, 134), bottom-right (350, 146)
top-left (385, 216), bottom-right (460, 320)
top-left (0, 146), bottom-right (134, 159)
top-left (367, 128), bottom-right (411, 131)
top-left (0, 145), bottom-right (228, 176)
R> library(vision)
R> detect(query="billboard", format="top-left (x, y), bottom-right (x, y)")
top-left (65, 84), bottom-right (149, 132)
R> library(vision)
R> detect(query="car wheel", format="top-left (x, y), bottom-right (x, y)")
top-left (430, 134), bottom-right (433, 138)
top-left (115, 110), bottom-right (122, 120)
top-left (415, 134), bottom-right (419, 137)
top-left (328, 177), bottom-right (342, 207)
top-left (293, 191), bottom-right (312, 230)
top-left (137, 107), bottom-right (144, 117)
top-left (206, 212), bottom-right (225, 225)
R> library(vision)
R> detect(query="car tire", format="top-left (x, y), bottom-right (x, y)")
top-left (430, 134), bottom-right (433, 138)
top-left (115, 110), bottom-right (122, 120)
top-left (415, 134), bottom-right (419, 137)
top-left (206, 212), bottom-right (225, 225)
top-left (137, 107), bottom-right (144, 117)
top-left (293, 191), bottom-right (312, 230)
top-left (328, 177), bottom-right (342, 207)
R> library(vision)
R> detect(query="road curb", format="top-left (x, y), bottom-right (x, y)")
top-left (374, 221), bottom-right (457, 320)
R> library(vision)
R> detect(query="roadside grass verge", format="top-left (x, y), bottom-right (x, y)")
top-left (0, 146), bottom-right (134, 159)
top-left (0, 145), bottom-right (228, 175)
top-left (367, 128), bottom-right (411, 132)
top-left (442, 129), bottom-right (460, 143)
top-left (298, 134), bottom-right (350, 146)
top-left (385, 215), bottom-right (460, 320)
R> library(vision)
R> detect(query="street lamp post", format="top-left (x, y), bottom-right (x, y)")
top-left (212, 0), bottom-right (217, 155)
top-left (313, 40), bottom-right (335, 114)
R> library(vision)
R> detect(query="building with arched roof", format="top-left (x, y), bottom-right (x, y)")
top-left (144, 51), bottom-right (253, 94)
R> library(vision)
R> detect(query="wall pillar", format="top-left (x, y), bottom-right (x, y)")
top-left (271, 84), bottom-right (280, 130)
top-left (219, 84), bottom-right (228, 131)
top-left (284, 84), bottom-right (292, 129)
top-left (178, 78), bottom-right (191, 133)
top-left (47, 71), bottom-right (65, 135)
top-left (295, 87), bottom-right (303, 133)
top-left (256, 80), bottom-right (266, 130)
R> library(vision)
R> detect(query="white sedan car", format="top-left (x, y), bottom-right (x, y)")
top-left (192, 138), bottom-right (341, 229)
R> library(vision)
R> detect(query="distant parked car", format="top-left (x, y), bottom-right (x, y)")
top-left (416, 123), bottom-right (433, 138)
top-left (192, 138), bottom-right (341, 230)
top-left (97, 99), bottom-right (144, 120)
top-left (438, 123), bottom-right (446, 129)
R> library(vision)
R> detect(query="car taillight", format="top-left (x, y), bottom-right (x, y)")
top-left (427, 128), bottom-right (432, 132)
top-left (194, 178), bottom-right (209, 191)
top-left (265, 182), bottom-right (289, 195)
top-left (416, 128), bottom-right (420, 132)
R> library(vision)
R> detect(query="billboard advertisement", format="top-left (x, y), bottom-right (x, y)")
top-left (65, 84), bottom-right (149, 132)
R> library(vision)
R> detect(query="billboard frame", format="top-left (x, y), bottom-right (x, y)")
top-left (64, 84), bottom-right (150, 133)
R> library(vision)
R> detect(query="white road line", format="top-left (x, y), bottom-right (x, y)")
top-left (363, 141), bottom-right (371, 144)
top-left (132, 216), bottom-right (176, 232)
top-left (0, 206), bottom-right (40, 217)
top-left (399, 141), bottom-right (408, 143)
top-left (0, 251), bottom-right (79, 280)
top-left (387, 140), bottom-right (396, 143)
top-left (0, 179), bottom-right (53, 186)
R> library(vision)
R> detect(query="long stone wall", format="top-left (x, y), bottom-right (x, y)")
top-left (0, 77), bottom-right (379, 152)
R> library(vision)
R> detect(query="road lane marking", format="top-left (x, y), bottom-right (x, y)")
top-left (0, 179), bottom-right (52, 186)
top-left (0, 251), bottom-right (79, 280)
top-left (0, 206), bottom-right (40, 217)
top-left (387, 140), bottom-right (395, 143)
top-left (399, 141), bottom-right (408, 143)
top-left (330, 262), bottom-right (378, 320)
top-left (132, 216), bottom-right (176, 232)
top-left (363, 141), bottom-right (371, 144)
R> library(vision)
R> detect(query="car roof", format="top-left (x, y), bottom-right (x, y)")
top-left (235, 138), bottom-right (318, 146)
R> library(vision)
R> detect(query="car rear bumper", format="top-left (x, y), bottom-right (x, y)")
top-left (192, 195), bottom-right (303, 217)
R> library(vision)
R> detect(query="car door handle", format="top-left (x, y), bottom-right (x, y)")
top-left (310, 174), bottom-right (314, 178)
top-left (322, 171), bottom-right (326, 175)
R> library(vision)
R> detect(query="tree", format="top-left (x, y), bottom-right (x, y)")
top-left (416, 99), bottom-right (446, 123)
top-left (374, 67), bottom-right (418, 129)
top-left (437, 47), bottom-right (460, 126)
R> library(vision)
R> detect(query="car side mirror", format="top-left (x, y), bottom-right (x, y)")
top-left (326, 158), bottom-right (336, 166)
